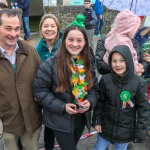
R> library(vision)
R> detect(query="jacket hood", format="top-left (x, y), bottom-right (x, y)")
top-left (94, 0), bottom-right (103, 15)
top-left (111, 9), bottom-right (141, 38)
top-left (103, 10), bottom-right (140, 65)
top-left (109, 45), bottom-right (134, 82)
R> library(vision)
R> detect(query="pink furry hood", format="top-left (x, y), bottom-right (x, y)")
top-left (103, 9), bottom-right (141, 64)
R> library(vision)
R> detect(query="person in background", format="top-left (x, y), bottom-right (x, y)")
top-left (35, 13), bottom-right (63, 150)
top-left (83, 0), bottom-right (97, 51)
top-left (94, 0), bottom-right (104, 38)
top-left (0, 1), bottom-right (7, 9)
top-left (33, 25), bottom-right (99, 150)
top-left (135, 19), bottom-right (150, 50)
top-left (95, 9), bottom-right (147, 76)
top-left (16, 0), bottom-right (30, 41)
top-left (67, 14), bottom-right (85, 29)
top-left (92, 45), bottom-right (149, 150)
top-left (0, 9), bottom-right (42, 150)
top-left (135, 19), bottom-right (150, 137)
top-left (139, 16), bottom-right (145, 22)
top-left (11, 0), bottom-right (18, 9)
top-left (0, 0), bottom-right (8, 6)
top-left (35, 14), bottom-right (63, 62)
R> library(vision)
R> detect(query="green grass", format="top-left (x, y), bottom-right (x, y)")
top-left (30, 16), bottom-right (42, 32)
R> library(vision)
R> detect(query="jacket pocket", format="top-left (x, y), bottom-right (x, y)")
top-left (0, 104), bottom-right (12, 119)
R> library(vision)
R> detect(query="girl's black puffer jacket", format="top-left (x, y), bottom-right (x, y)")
top-left (33, 56), bottom-right (99, 133)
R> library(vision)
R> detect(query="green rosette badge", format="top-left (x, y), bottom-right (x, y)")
top-left (120, 91), bottom-right (134, 108)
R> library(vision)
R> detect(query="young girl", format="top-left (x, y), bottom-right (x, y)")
top-left (33, 25), bottom-right (99, 150)
top-left (92, 45), bottom-right (149, 150)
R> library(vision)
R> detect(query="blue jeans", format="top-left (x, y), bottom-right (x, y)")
top-left (22, 17), bottom-right (30, 39)
top-left (95, 14), bottom-right (104, 35)
top-left (93, 135), bottom-right (129, 150)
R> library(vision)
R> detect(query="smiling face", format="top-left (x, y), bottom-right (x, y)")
top-left (0, 14), bottom-right (20, 51)
top-left (111, 52), bottom-right (126, 76)
top-left (41, 18), bottom-right (58, 42)
top-left (65, 29), bottom-right (86, 57)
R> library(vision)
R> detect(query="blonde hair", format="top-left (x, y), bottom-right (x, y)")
top-left (140, 27), bottom-right (150, 37)
top-left (39, 14), bottom-right (60, 42)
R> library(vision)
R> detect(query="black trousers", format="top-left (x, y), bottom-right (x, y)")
top-left (44, 126), bottom-right (55, 150)
top-left (18, 138), bottom-right (23, 150)
top-left (53, 114), bottom-right (85, 150)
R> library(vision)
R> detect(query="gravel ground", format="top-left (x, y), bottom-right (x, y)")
top-left (0, 34), bottom-right (150, 150)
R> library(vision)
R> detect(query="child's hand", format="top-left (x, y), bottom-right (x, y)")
top-left (100, 15), bottom-right (103, 20)
top-left (95, 125), bottom-right (102, 133)
top-left (144, 53), bottom-right (150, 63)
top-left (135, 63), bottom-right (144, 76)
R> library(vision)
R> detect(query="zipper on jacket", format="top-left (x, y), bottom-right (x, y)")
top-left (113, 79), bottom-right (123, 142)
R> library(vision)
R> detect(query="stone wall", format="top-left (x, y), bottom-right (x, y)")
top-left (44, 6), bottom-right (119, 33)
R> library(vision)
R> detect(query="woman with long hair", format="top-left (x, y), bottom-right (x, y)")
top-left (33, 25), bottom-right (99, 150)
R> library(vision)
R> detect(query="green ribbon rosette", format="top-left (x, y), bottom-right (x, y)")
top-left (120, 91), bottom-right (134, 108)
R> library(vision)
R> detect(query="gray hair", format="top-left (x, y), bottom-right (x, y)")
top-left (0, 9), bottom-right (19, 25)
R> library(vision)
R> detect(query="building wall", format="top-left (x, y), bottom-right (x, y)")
top-left (7, 0), bottom-right (44, 16)
top-left (30, 0), bottom-right (44, 16)
top-left (44, 5), bottom-right (118, 32)
top-left (6, 0), bottom-right (118, 32)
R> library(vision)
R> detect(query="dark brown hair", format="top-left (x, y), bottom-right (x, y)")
top-left (84, 0), bottom-right (91, 3)
top-left (56, 25), bottom-right (93, 93)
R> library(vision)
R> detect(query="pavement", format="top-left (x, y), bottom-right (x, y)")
top-left (0, 33), bottom-right (150, 150)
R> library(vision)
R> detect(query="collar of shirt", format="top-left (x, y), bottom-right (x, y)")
top-left (0, 43), bottom-right (19, 64)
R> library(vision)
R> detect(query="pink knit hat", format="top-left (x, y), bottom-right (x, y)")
top-left (103, 9), bottom-right (141, 64)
